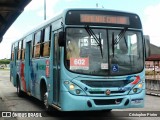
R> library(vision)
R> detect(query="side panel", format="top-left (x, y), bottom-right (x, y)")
top-left (31, 58), bottom-right (48, 99)
top-left (30, 59), bottom-right (38, 97)
top-left (12, 46), bottom-right (18, 86)
top-left (25, 41), bottom-right (32, 92)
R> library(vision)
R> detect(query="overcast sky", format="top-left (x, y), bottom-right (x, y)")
top-left (0, 0), bottom-right (160, 59)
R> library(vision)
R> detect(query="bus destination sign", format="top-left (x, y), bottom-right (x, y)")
top-left (80, 14), bottom-right (130, 25)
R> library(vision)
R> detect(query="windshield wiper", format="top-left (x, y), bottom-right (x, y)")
top-left (85, 26), bottom-right (103, 58)
top-left (114, 27), bottom-right (128, 45)
top-left (112, 27), bottom-right (128, 57)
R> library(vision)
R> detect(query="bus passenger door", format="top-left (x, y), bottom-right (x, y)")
top-left (25, 41), bottom-right (31, 92)
top-left (53, 33), bottom-right (60, 106)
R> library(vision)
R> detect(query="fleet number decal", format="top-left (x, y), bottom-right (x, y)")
top-left (70, 58), bottom-right (89, 70)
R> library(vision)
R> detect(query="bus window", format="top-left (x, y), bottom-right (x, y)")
top-left (22, 39), bottom-right (25, 60)
top-left (17, 40), bottom-right (22, 60)
top-left (113, 32), bottom-right (138, 56)
top-left (66, 28), bottom-right (107, 72)
top-left (11, 44), bottom-right (14, 61)
top-left (33, 31), bottom-right (42, 58)
top-left (67, 39), bottom-right (80, 60)
top-left (42, 26), bottom-right (51, 57)
top-left (129, 34), bottom-right (138, 55)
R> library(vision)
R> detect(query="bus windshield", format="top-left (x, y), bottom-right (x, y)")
top-left (65, 28), bottom-right (143, 76)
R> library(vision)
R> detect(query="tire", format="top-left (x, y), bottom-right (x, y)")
top-left (17, 79), bottom-right (23, 97)
top-left (44, 92), bottom-right (52, 112)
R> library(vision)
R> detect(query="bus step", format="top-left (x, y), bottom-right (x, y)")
top-left (51, 104), bottom-right (61, 111)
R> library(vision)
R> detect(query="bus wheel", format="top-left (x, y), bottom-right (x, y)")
top-left (17, 80), bottom-right (23, 97)
top-left (44, 92), bottom-right (52, 112)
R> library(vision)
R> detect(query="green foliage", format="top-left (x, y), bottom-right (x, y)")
top-left (0, 59), bottom-right (10, 65)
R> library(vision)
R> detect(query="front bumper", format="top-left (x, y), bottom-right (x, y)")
top-left (59, 89), bottom-right (145, 111)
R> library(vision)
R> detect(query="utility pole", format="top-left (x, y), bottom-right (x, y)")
top-left (44, 0), bottom-right (46, 20)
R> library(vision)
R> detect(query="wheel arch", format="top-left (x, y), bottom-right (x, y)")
top-left (40, 77), bottom-right (48, 101)
top-left (16, 73), bottom-right (21, 87)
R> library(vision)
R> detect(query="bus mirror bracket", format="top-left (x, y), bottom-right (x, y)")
top-left (144, 35), bottom-right (151, 59)
top-left (58, 31), bottom-right (65, 46)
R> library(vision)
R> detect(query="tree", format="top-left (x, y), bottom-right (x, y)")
top-left (0, 59), bottom-right (10, 66)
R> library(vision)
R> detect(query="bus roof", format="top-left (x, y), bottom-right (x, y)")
top-left (64, 8), bottom-right (139, 15)
top-left (12, 12), bottom-right (63, 43)
top-left (12, 8), bottom-right (141, 44)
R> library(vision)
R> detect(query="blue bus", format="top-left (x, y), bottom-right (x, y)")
top-left (10, 8), bottom-right (150, 111)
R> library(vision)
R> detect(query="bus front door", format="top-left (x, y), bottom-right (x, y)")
top-left (52, 33), bottom-right (60, 106)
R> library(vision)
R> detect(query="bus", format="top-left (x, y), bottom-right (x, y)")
top-left (10, 8), bottom-right (150, 111)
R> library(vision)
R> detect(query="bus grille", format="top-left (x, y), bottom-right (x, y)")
top-left (94, 98), bottom-right (123, 105)
top-left (81, 80), bottom-right (133, 88)
top-left (89, 91), bottom-right (125, 94)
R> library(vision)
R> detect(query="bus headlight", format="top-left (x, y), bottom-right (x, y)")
top-left (69, 84), bottom-right (75, 90)
top-left (129, 83), bottom-right (144, 94)
top-left (64, 81), bottom-right (86, 96)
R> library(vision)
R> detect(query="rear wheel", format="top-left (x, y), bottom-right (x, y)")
top-left (17, 79), bottom-right (23, 97)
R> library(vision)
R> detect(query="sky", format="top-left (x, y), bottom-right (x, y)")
top-left (0, 0), bottom-right (160, 59)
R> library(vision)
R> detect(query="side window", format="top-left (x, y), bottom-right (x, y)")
top-left (22, 39), bottom-right (26, 60)
top-left (17, 40), bottom-right (22, 60)
top-left (11, 44), bottom-right (14, 61)
top-left (41, 26), bottom-right (51, 57)
top-left (33, 31), bottom-right (42, 58)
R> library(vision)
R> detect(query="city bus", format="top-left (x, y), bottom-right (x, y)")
top-left (10, 8), bottom-right (150, 111)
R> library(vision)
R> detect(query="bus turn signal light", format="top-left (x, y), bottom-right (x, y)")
top-left (138, 83), bottom-right (143, 88)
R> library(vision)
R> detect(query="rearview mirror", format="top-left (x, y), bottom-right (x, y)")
top-left (144, 35), bottom-right (151, 59)
top-left (58, 31), bottom-right (65, 46)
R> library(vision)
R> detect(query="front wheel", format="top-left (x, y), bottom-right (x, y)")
top-left (44, 92), bottom-right (52, 112)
